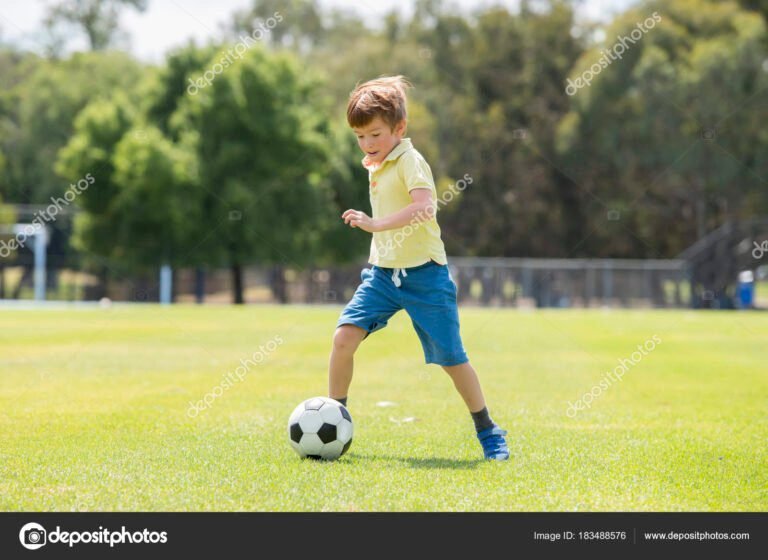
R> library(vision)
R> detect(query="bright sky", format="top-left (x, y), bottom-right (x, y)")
top-left (0, 0), bottom-right (637, 62)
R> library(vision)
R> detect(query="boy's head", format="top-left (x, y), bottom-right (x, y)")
top-left (347, 75), bottom-right (411, 165)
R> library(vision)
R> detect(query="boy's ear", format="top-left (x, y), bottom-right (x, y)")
top-left (395, 119), bottom-right (407, 136)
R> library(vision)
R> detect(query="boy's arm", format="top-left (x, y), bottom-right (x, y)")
top-left (374, 188), bottom-right (436, 231)
top-left (342, 189), bottom-right (435, 233)
top-left (342, 153), bottom-right (438, 233)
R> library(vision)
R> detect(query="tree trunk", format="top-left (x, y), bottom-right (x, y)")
top-left (12, 266), bottom-right (32, 299)
top-left (231, 262), bottom-right (244, 304)
top-left (96, 265), bottom-right (109, 300)
top-left (194, 267), bottom-right (206, 304)
top-left (270, 265), bottom-right (287, 304)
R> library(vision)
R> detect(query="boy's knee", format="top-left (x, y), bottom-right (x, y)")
top-left (333, 325), bottom-right (366, 354)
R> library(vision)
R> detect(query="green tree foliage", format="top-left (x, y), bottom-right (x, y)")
top-left (1, 51), bottom-right (142, 203)
top-left (110, 125), bottom-right (202, 269)
top-left (142, 42), bottom-right (220, 137)
top-left (557, 0), bottom-right (768, 256)
top-left (55, 94), bottom-right (136, 260)
top-left (410, 2), bottom-right (587, 257)
top-left (230, 0), bottom-right (324, 52)
top-left (44, 0), bottom-right (148, 51)
top-left (176, 45), bottom-right (330, 302)
top-left (738, 0), bottom-right (768, 22)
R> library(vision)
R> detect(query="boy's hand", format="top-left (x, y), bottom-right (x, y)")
top-left (342, 209), bottom-right (379, 232)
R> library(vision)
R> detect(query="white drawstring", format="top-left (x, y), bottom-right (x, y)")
top-left (391, 267), bottom-right (408, 287)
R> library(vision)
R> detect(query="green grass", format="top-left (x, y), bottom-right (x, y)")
top-left (1, 305), bottom-right (766, 511)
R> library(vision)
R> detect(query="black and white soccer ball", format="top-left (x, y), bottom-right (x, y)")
top-left (288, 397), bottom-right (353, 460)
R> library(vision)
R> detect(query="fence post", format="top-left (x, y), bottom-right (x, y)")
top-left (160, 264), bottom-right (172, 305)
top-left (585, 263), bottom-right (595, 307)
top-left (602, 261), bottom-right (613, 305)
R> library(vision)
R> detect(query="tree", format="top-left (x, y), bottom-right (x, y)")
top-left (56, 95), bottom-right (207, 299)
top-left (44, 0), bottom-right (148, 51)
top-left (175, 45), bottom-right (330, 303)
top-left (230, 0), bottom-right (323, 52)
top-left (0, 193), bottom-right (17, 298)
top-left (2, 51), bottom-right (142, 204)
top-left (142, 42), bottom-right (220, 138)
top-left (0, 51), bottom-right (143, 297)
top-left (55, 94), bottom-right (136, 295)
top-left (408, 2), bottom-right (586, 257)
top-left (110, 126), bottom-right (203, 272)
top-left (738, 0), bottom-right (768, 22)
top-left (556, 0), bottom-right (768, 256)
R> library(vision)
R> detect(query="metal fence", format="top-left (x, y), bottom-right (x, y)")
top-left (447, 257), bottom-right (689, 308)
top-left (5, 206), bottom-right (765, 308)
top-left (135, 258), bottom-right (693, 307)
top-left (0, 256), bottom-right (692, 308)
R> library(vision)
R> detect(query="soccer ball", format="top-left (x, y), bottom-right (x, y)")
top-left (288, 397), bottom-right (353, 460)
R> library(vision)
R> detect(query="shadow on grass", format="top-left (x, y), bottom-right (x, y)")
top-left (347, 453), bottom-right (484, 470)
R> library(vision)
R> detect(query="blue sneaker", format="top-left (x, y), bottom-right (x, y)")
top-left (477, 425), bottom-right (510, 460)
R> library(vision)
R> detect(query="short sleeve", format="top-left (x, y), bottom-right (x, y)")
top-left (397, 151), bottom-right (435, 193)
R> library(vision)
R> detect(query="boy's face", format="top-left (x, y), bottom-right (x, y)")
top-left (353, 116), bottom-right (406, 166)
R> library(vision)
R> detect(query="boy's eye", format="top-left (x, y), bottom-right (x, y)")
top-left (372, 134), bottom-right (380, 137)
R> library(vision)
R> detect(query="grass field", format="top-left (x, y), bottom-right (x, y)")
top-left (1, 305), bottom-right (766, 511)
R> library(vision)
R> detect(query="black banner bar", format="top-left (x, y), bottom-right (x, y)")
top-left (1, 513), bottom-right (765, 558)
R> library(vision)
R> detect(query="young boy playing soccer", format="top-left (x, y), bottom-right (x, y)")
top-left (328, 75), bottom-right (509, 460)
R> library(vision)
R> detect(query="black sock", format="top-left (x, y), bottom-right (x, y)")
top-left (471, 406), bottom-right (494, 432)
top-left (334, 397), bottom-right (348, 407)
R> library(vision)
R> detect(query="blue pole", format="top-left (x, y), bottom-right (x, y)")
top-left (34, 229), bottom-right (47, 301)
top-left (160, 264), bottom-right (172, 305)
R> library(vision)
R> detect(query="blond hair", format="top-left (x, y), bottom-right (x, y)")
top-left (346, 75), bottom-right (412, 130)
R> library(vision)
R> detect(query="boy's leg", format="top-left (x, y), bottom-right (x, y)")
top-left (328, 324), bottom-right (367, 402)
top-left (441, 361), bottom-right (486, 413)
top-left (401, 263), bottom-right (509, 459)
top-left (332, 266), bottom-right (402, 403)
top-left (442, 361), bottom-right (494, 431)
top-left (442, 361), bottom-right (509, 460)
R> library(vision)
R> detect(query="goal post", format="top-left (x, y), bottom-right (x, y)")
top-left (0, 224), bottom-right (48, 301)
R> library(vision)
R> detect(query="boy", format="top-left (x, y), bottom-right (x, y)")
top-left (329, 75), bottom-right (509, 460)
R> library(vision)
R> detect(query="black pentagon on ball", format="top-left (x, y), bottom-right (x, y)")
top-left (340, 406), bottom-right (352, 422)
top-left (341, 438), bottom-right (352, 456)
top-left (289, 422), bottom-right (303, 443)
top-left (317, 422), bottom-right (337, 444)
top-left (304, 398), bottom-right (325, 411)
top-left (305, 455), bottom-right (322, 461)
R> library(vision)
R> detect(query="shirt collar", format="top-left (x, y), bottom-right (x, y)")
top-left (361, 138), bottom-right (413, 171)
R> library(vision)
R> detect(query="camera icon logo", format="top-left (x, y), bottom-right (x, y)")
top-left (19, 523), bottom-right (47, 550)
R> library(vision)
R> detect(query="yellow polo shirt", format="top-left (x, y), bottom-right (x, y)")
top-left (363, 138), bottom-right (448, 268)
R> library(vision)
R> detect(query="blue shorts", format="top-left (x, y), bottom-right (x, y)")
top-left (337, 260), bottom-right (469, 367)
